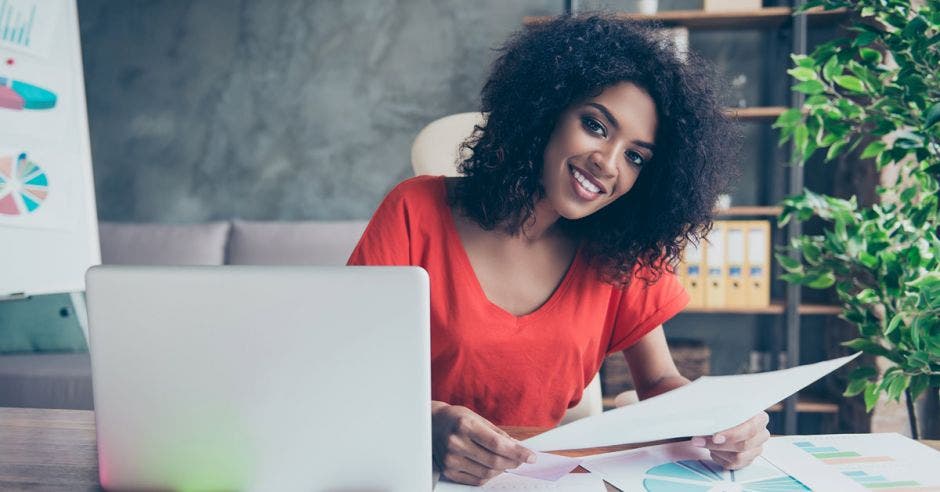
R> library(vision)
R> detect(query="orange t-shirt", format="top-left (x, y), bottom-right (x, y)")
top-left (347, 175), bottom-right (689, 427)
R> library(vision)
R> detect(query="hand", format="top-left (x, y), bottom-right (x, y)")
top-left (432, 402), bottom-right (537, 486)
top-left (691, 411), bottom-right (770, 470)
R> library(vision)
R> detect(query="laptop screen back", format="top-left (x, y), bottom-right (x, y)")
top-left (86, 265), bottom-right (431, 491)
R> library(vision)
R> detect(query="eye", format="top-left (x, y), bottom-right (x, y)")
top-left (581, 116), bottom-right (606, 137)
top-left (626, 150), bottom-right (646, 168)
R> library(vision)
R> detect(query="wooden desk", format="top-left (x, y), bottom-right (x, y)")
top-left (2, 407), bottom-right (939, 491)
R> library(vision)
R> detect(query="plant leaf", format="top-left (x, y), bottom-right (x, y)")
top-left (852, 31), bottom-right (878, 47)
top-left (794, 80), bottom-right (826, 95)
top-left (926, 103), bottom-right (940, 128)
top-left (864, 383), bottom-right (879, 412)
top-left (806, 270), bottom-right (836, 289)
top-left (788, 66), bottom-right (818, 82)
top-left (773, 108), bottom-right (803, 129)
top-left (860, 141), bottom-right (886, 159)
top-left (834, 75), bottom-right (866, 93)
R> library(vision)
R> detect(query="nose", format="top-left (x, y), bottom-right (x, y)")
top-left (588, 146), bottom-right (618, 178)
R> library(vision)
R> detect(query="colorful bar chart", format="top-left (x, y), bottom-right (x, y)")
top-left (0, 0), bottom-right (35, 49)
top-left (842, 470), bottom-right (925, 490)
top-left (793, 440), bottom-right (896, 465)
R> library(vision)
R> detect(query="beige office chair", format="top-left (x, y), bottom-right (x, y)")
top-left (410, 112), bottom-right (485, 177)
top-left (410, 113), bottom-right (604, 423)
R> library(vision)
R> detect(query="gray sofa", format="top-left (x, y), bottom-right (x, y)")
top-left (0, 220), bottom-right (367, 410)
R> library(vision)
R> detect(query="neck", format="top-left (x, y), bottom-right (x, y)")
top-left (517, 199), bottom-right (562, 242)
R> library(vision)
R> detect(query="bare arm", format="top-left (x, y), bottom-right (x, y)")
top-left (623, 325), bottom-right (770, 470)
top-left (621, 325), bottom-right (689, 400)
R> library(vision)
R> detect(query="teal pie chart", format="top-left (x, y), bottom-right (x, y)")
top-left (0, 76), bottom-right (57, 111)
top-left (643, 459), bottom-right (810, 492)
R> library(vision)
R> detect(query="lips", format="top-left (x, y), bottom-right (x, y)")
top-left (568, 164), bottom-right (607, 194)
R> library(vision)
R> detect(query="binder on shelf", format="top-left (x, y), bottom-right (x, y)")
top-left (725, 222), bottom-right (748, 308)
top-left (745, 220), bottom-right (771, 308)
top-left (681, 240), bottom-right (706, 309)
top-left (704, 221), bottom-right (727, 308)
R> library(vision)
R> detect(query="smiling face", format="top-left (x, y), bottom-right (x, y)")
top-left (540, 82), bottom-right (658, 221)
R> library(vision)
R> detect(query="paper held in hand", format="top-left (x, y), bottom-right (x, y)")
top-left (524, 352), bottom-right (861, 452)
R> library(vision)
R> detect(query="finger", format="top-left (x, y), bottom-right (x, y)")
top-left (711, 446), bottom-right (763, 470)
top-left (451, 434), bottom-right (532, 471)
top-left (471, 426), bottom-right (537, 465)
top-left (442, 453), bottom-right (502, 483)
top-left (710, 412), bottom-right (770, 447)
top-left (701, 427), bottom-right (770, 452)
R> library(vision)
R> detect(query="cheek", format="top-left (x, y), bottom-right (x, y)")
top-left (611, 168), bottom-right (642, 199)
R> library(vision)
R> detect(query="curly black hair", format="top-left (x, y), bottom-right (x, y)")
top-left (452, 12), bottom-right (739, 286)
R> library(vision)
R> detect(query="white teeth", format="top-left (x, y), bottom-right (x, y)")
top-left (571, 167), bottom-right (601, 194)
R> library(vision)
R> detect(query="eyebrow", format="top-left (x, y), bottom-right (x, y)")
top-left (586, 102), bottom-right (656, 152)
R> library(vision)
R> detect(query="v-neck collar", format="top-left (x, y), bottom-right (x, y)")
top-left (437, 177), bottom-right (582, 324)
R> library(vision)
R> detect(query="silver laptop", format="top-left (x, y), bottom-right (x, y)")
top-left (85, 266), bottom-right (431, 492)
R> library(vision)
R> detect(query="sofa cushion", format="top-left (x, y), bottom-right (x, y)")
top-left (227, 220), bottom-right (367, 266)
top-left (98, 221), bottom-right (231, 265)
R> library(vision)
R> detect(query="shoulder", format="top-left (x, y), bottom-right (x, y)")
top-left (385, 175), bottom-right (445, 205)
top-left (371, 175), bottom-right (449, 223)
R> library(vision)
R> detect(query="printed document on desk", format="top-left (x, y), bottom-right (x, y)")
top-left (762, 433), bottom-right (940, 491)
top-left (434, 472), bottom-right (606, 491)
top-left (524, 353), bottom-right (860, 451)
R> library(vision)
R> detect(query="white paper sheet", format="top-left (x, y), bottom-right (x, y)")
top-left (524, 353), bottom-right (860, 451)
top-left (581, 441), bottom-right (810, 491)
top-left (434, 472), bottom-right (607, 491)
top-left (508, 451), bottom-right (582, 481)
top-left (762, 433), bottom-right (940, 491)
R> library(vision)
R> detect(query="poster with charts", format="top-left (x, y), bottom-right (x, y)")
top-left (0, 0), bottom-right (76, 231)
top-left (0, 0), bottom-right (98, 297)
top-left (582, 441), bottom-right (811, 492)
top-left (763, 433), bottom-right (940, 492)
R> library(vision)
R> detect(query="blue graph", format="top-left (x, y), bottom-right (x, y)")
top-left (643, 460), bottom-right (811, 492)
top-left (0, 0), bottom-right (36, 49)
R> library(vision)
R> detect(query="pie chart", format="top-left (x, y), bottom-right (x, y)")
top-left (0, 76), bottom-right (56, 110)
top-left (643, 459), bottom-right (810, 492)
top-left (0, 152), bottom-right (49, 215)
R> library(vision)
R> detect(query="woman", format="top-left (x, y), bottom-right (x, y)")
top-left (348, 13), bottom-right (768, 486)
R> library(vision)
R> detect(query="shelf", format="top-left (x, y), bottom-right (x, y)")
top-left (714, 206), bottom-right (782, 217)
top-left (682, 301), bottom-right (842, 315)
top-left (524, 7), bottom-right (849, 30)
top-left (603, 395), bottom-right (839, 414)
top-left (768, 397), bottom-right (839, 414)
top-left (724, 106), bottom-right (788, 122)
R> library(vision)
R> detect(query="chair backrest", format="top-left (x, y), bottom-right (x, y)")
top-left (410, 112), bottom-right (485, 176)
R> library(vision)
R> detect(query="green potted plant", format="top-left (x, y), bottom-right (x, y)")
top-left (772, 0), bottom-right (939, 438)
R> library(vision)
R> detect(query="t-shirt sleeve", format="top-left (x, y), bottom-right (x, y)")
top-left (346, 183), bottom-right (413, 266)
top-left (606, 270), bottom-right (690, 354)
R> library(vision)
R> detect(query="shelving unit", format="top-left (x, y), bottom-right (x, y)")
top-left (725, 106), bottom-right (788, 122)
top-left (683, 301), bottom-right (841, 315)
top-left (523, 7), bottom-right (848, 29)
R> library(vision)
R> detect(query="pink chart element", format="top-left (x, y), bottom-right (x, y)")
top-left (0, 193), bottom-right (16, 214)
top-left (0, 84), bottom-right (23, 109)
